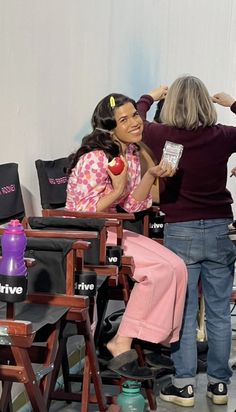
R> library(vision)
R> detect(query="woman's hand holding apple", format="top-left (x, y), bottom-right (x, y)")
top-left (108, 156), bottom-right (125, 174)
top-left (107, 155), bottom-right (128, 196)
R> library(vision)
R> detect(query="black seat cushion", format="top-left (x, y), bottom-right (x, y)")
top-left (28, 216), bottom-right (107, 265)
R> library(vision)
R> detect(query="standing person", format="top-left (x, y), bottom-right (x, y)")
top-left (137, 77), bottom-right (236, 406)
top-left (66, 92), bottom-right (188, 380)
top-left (214, 93), bottom-right (236, 232)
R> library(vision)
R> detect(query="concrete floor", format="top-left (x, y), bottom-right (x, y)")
top-left (47, 285), bottom-right (236, 412)
top-left (49, 341), bottom-right (236, 412)
top-left (49, 371), bottom-right (236, 411)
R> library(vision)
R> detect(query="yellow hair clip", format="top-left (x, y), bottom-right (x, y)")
top-left (109, 95), bottom-right (116, 109)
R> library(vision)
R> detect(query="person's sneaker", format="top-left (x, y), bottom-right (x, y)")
top-left (207, 382), bottom-right (228, 405)
top-left (160, 383), bottom-right (195, 407)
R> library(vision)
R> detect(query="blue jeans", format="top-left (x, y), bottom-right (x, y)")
top-left (164, 219), bottom-right (236, 387)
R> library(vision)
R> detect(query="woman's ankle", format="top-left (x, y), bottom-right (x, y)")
top-left (107, 335), bottom-right (132, 358)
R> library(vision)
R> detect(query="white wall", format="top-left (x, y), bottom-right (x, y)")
top-left (1, 0), bottom-right (236, 215)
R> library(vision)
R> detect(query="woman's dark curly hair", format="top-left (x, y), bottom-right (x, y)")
top-left (67, 93), bottom-right (137, 174)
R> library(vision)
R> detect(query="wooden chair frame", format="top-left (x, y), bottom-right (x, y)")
top-left (33, 213), bottom-right (157, 410)
top-left (0, 228), bottom-right (120, 411)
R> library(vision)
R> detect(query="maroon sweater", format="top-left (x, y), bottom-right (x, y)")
top-left (137, 95), bottom-right (236, 223)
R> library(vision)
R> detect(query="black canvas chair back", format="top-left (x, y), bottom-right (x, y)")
top-left (0, 236), bottom-right (75, 295)
top-left (25, 237), bottom-right (75, 294)
top-left (0, 162), bottom-right (25, 225)
top-left (28, 216), bottom-right (106, 265)
top-left (35, 157), bottom-right (70, 209)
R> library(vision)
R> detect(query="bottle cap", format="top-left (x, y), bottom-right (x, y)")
top-left (5, 219), bottom-right (24, 234)
top-left (122, 380), bottom-right (141, 393)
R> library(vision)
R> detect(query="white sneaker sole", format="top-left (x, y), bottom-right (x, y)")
top-left (207, 391), bottom-right (228, 405)
top-left (160, 392), bottom-right (195, 407)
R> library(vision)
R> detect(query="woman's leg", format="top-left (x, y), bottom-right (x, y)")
top-left (160, 219), bottom-right (236, 407)
top-left (107, 336), bottom-right (132, 357)
top-left (107, 229), bottom-right (187, 347)
top-left (201, 220), bottom-right (235, 385)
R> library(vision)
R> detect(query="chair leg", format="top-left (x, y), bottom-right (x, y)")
top-left (79, 317), bottom-right (107, 412)
top-left (47, 335), bottom-right (72, 406)
top-left (11, 346), bottom-right (48, 412)
top-left (81, 356), bottom-right (92, 412)
top-left (49, 319), bottom-right (110, 411)
top-left (135, 343), bottom-right (157, 411)
top-left (61, 342), bottom-right (73, 394)
top-left (0, 381), bottom-right (13, 412)
top-left (94, 281), bottom-right (110, 347)
top-left (39, 320), bottom-right (61, 404)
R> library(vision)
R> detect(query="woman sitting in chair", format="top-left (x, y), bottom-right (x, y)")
top-left (66, 91), bottom-right (188, 380)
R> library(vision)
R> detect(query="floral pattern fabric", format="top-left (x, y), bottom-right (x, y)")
top-left (66, 144), bottom-right (152, 213)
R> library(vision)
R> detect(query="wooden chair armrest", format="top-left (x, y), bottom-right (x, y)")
top-left (105, 220), bottom-right (120, 227)
top-left (24, 228), bottom-right (99, 241)
top-left (0, 319), bottom-right (36, 347)
top-left (0, 320), bottom-right (34, 335)
top-left (85, 265), bottom-right (119, 286)
top-left (85, 264), bottom-right (118, 276)
top-left (72, 240), bottom-right (91, 250)
top-left (26, 293), bottom-right (89, 309)
top-left (42, 208), bottom-right (135, 221)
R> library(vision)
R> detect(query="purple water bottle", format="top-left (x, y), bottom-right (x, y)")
top-left (0, 219), bottom-right (28, 302)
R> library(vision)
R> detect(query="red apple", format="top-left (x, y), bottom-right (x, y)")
top-left (108, 157), bottom-right (125, 175)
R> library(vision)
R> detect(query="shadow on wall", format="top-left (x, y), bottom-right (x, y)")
top-left (70, 43), bottom-right (161, 148)
top-left (126, 39), bottom-right (161, 105)
top-left (73, 119), bottom-right (92, 147)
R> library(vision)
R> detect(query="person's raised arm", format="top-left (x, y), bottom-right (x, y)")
top-left (146, 85), bottom-right (168, 102)
top-left (212, 92), bottom-right (236, 107)
top-left (136, 86), bottom-right (168, 119)
top-left (212, 92), bottom-right (236, 178)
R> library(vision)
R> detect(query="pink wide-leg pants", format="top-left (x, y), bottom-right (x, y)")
top-left (107, 229), bottom-right (188, 344)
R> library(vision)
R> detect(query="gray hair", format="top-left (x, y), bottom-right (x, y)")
top-left (160, 75), bottom-right (217, 130)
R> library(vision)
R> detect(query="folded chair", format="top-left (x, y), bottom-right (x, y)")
top-left (0, 162), bottom-right (25, 225)
top-left (26, 216), bottom-right (121, 335)
top-left (24, 219), bottom-right (135, 402)
top-left (25, 228), bottom-right (121, 411)
top-left (0, 231), bottom-right (98, 411)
